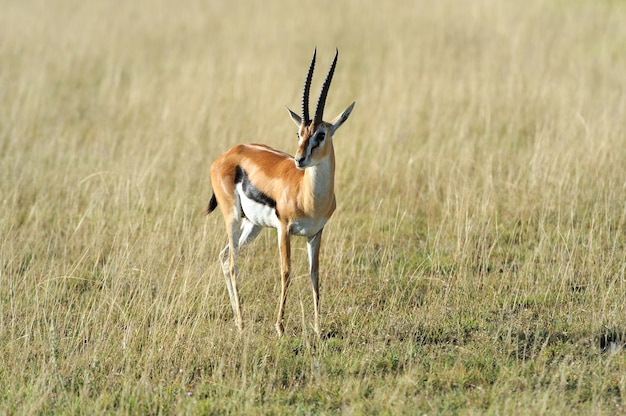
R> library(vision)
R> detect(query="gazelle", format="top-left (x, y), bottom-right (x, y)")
top-left (207, 49), bottom-right (355, 336)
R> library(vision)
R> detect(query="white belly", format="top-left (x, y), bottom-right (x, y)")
top-left (236, 184), bottom-right (328, 236)
top-left (236, 185), bottom-right (280, 228)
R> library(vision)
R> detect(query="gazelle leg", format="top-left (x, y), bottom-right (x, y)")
top-left (219, 243), bottom-right (237, 314)
top-left (219, 219), bottom-right (262, 275)
top-left (219, 219), bottom-right (262, 331)
top-left (306, 229), bottom-right (323, 334)
top-left (222, 217), bottom-right (244, 331)
top-left (275, 224), bottom-right (291, 336)
top-left (238, 219), bottom-right (262, 248)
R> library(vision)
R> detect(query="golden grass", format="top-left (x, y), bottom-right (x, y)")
top-left (1, 0), bottom-right (626, 413)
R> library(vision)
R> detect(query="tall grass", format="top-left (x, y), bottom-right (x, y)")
top-left (1, 0), bottom-right (625, 413)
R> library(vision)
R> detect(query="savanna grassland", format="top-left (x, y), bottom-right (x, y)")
top-left (1, 0), bottom-right (626, 414)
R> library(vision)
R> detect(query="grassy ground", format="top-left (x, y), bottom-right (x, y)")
top-left (1, 0), bottom-right (626, 414)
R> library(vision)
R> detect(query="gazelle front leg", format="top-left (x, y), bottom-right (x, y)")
top-left (307, 229), bottom-right (323, 334)
top-left (276, 224), bottom-right (291, 336)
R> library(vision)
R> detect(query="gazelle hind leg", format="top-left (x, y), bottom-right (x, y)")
top-left (238, 219), bottom-right (262, 248)
top-left (220, 218), bottom-right (262, 331)
top-left (219, 219), bottom-right (262, 277)
top-left (219, 244), bottom-right (237, 318)
top-left (222, 217), bottom-right (243, 330)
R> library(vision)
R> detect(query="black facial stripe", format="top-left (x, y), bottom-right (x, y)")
top-left (309, 131), bottom-right (325, 152)
top-left (235, 166), bottom-right (278, 210)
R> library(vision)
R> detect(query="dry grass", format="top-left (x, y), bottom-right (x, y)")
top-left (1, 0), bottom-right (626, 414)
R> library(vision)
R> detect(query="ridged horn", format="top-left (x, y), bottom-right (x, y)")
top-left (302, 48), bottom-right (316, 125)
top-left (313, 48), bottom-right (338, 125)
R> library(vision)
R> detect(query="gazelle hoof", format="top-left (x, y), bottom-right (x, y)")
top-left (275, 322), bottom-right (284, 337)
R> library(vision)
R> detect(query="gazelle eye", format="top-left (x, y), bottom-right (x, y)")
top-left (317, 132), bottom-right (325, 141)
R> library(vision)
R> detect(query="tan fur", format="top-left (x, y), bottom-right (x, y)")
top-left (210, 140), bottom-right (336, 225)
top-left (207, 50), bottom-right (354, 336)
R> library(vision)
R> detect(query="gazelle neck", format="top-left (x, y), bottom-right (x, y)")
top-left (302, 145), bottom-right (336, 213)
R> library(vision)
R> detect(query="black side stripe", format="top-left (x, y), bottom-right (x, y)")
top-left (235, 166), bottom-right (279, 218)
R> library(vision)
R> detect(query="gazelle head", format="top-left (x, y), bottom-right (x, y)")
top-left (286, 49), bottom-right (355, 170)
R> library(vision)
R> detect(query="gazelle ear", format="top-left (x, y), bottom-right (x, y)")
top-left (285, 106), bottom-right (302, 127)
top-left (330, 102), bottom-right (355, 134)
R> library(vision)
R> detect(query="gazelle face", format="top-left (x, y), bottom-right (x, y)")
top-left (294, 123), bottom-right (332, 169)
top-left (285, 49), bottom-right (355, 170)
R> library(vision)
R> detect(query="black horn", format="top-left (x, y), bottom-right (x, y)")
top-left (314, 49), bottom-right (338, 125)
top-left (302, 48), bottom-right (316, 125)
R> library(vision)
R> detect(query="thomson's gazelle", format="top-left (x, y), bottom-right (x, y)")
top-left (207, 49), bottom-right (355, 336)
